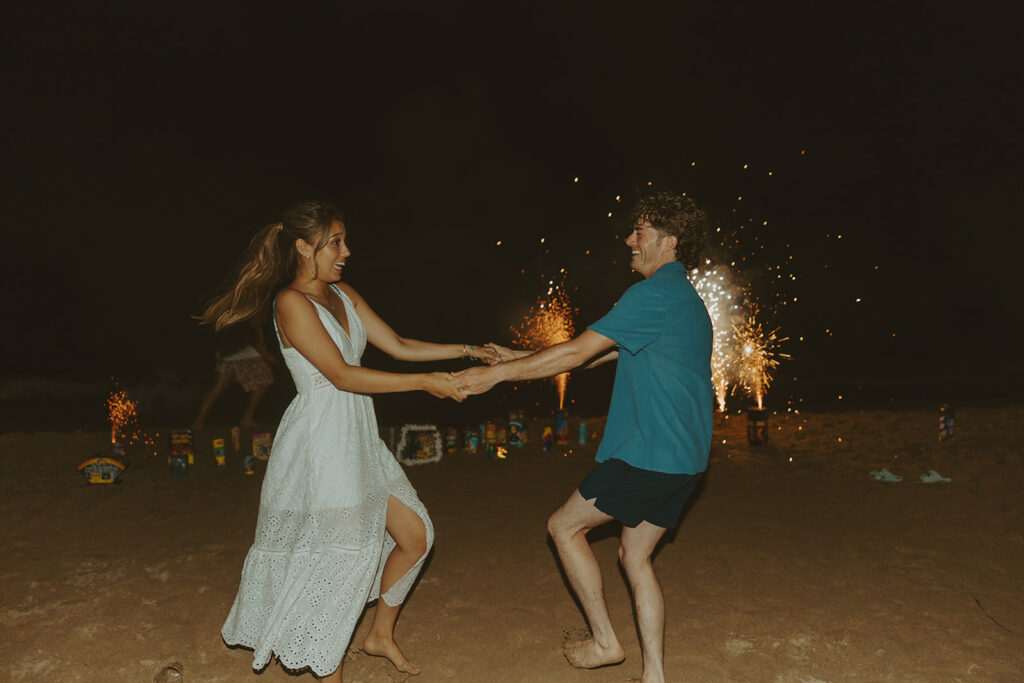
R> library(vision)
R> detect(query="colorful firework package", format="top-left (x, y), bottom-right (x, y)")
top-left (541, 426), bottom-right (553, 452)
top-left (747, 409), bottom-right (768, 446)
top-left (508, 411), bottom-right (526, 447)
top-left (168, 429), bottom-right (194, 479)
top-left (554, 410), bottom-right (569, 445)
top-left (463, 428), bottom-right (479, 453)
top-left (444, 427), bottom-right (458, 453)
top-left (938, 404), bottom-right (955, 441)
top-left (483, 422), bottom-right (497, 445)
top-left (230, 426), bottom-right (241, 452)
top-left (252, 432), bottom-right (272, 460)
top-left (77, 456), bottom-right (126, 485)
top-left (213, 438), bottom-right (227, 466)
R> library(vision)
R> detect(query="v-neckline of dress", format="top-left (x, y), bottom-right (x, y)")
top-left (306, 287), bottom-right (353, 342)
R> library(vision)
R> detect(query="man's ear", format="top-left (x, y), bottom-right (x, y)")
top-left (664, 234), bottom-right (678, 256)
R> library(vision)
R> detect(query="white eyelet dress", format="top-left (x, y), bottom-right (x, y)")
top-left (221, 285), bottom-right (434, 677)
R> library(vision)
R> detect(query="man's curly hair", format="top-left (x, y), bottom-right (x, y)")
top-left (630, 192), bottom-right (708, 270)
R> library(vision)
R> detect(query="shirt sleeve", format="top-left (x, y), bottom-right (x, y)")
top-left (587, 282), bottom-right (664, 355)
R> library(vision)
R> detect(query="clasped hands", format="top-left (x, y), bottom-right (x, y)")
top-left (452, 342), bottom-right (515, 397)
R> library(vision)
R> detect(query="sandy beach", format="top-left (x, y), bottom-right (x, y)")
top-left (1, 405), bottom-right (1022, 682)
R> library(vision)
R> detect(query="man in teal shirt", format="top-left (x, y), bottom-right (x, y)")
top-left (456, 192), bottom-right (712, 683)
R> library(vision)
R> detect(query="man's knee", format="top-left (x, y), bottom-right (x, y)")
top-left (547, 509), bottom-right (565, 540)
top-left (618, 542), bottom-right (652, 574)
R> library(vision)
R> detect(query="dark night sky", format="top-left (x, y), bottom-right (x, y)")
top-left (2, 2), bottom-right (1022, 419)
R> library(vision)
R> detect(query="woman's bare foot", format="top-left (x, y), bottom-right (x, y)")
top-left (562, 637), bottom-right (625, 669)
top-left (362, 635), bottom-right (420, 675)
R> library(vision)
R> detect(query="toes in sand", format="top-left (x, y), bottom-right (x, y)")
top-left (361, 636), bottom-right (421, 676)
top-left (562, 638), bottom-right (625, 669)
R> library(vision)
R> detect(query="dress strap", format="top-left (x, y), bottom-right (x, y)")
top-left (271, 295), bottom-right (284, 349)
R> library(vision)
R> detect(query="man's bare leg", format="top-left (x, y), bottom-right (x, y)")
top-left (547, 490), bottom-right (625, 668)
top-left (619, 521), bottom-right (669, 683)
top-left (362, 496), bottom-right (428, 675)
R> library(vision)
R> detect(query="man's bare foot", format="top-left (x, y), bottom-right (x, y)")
top-left (562, 638), bottom-right (625, 669)
top-left (361, 635), bottom-right (420, 675)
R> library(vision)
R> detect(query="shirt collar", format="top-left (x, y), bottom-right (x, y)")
top-left (651, 261), bottom-right (685, 279)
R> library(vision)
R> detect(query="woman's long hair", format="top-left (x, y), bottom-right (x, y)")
top-left (197, 201), bottom-right (344, 330)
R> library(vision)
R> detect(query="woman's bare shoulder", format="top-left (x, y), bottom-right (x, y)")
top-left (334, 281), bottom-right (364, 307)
top-left (275, 288), bottom-right (314, 313)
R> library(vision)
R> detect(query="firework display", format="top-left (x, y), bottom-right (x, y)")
top-left (512, 277), bottom-right (576, 410)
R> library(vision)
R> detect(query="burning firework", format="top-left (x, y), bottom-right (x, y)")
top-left (106, 381), bottom-right (158, 454)
top-left (512, 277), bottom-right (576, 409)
top-left (689, 264), bottom-right (742, 411)
top-left (732, 305), bottom-right (790, 409)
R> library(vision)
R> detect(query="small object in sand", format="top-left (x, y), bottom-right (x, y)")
top-left (869, 468), bottom-right (903, 482)
top-left (230, 425), bottom-right (241, 452)
top-left (747, 408), bottom-right (769, 446)
top-left (77, 455), bottom-right (126, 484)
top-left (919, 469), bottom-right (951, 484)
top-left (938, 404), bottom-right (955, 441)
top-left (541, 426), bottom-right (553, 452)
top-left (252, 432), bottom-right (272, 460)
top-left (508, 410), bottom-right (525, 447)
top-left (555, 410), bottom-right (569, 445)
top-left (444, 426), bottom-right (458, 453)
top-left (396, 424), bottom-right (443, 465)
top-left (168, 429), bottom-right (194, 465)
top-left (170, 454), bottom-right (187, 479)
top-left (464, 428), bottom-right (479, 453)
top-left (243, 453), bottom-right (255, 475)
top-left (154, 661), bottom-right (183, 682)
top-left (483, 421), bottom-right (497, 445)
top-left (213, 438), bottom-right (226, 466)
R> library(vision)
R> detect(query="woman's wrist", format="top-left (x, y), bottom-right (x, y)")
top-left (461, 343), bottom-right (477, 359)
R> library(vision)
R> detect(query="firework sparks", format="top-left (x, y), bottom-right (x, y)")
top-left (512, 277), bottom-right (576, 409)
top-left (106, 381), bottom-right (158, 454)
top-left (689, 264), bottom-right (742, 411)
top-left (732, 305), bottom-right (790, 409)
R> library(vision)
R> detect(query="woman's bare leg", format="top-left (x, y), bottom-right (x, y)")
top-left (314, 660), bottom-right (342, 682)
top-left (362, 495), bottom-right (428, 675)
top-left (239, 384), bottom-right (269, 427)
top-left (192, 370), bottom-right (232, 429)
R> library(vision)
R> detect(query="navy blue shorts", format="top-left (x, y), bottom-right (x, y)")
top-left (578, 458), bottom-right (703, 529)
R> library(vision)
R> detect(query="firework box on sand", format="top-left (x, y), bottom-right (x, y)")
top-left (168, 429), bottom-right (194, 465)
top-left (76, 455), bottom-right (125, 484)
top-left (396, 424), bottom-right (442, 466)
top-left (252, 432), bottom-right (272, 460)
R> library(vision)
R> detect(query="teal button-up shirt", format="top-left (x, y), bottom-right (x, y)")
top-left (587, 262), bottom-right (713, 474)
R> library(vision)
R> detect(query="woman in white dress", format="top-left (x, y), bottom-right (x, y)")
top-left (201, 201), bottom-right (495, 681)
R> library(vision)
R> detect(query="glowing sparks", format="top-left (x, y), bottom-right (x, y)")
top-left (732, 305), bottom-right (790, 409)
top-left (689, 266), bottom-right (741, 411)
top-left (106, 381), bottom-right (158, 454)
top-left (513, 278), bottom-right (576, 409)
